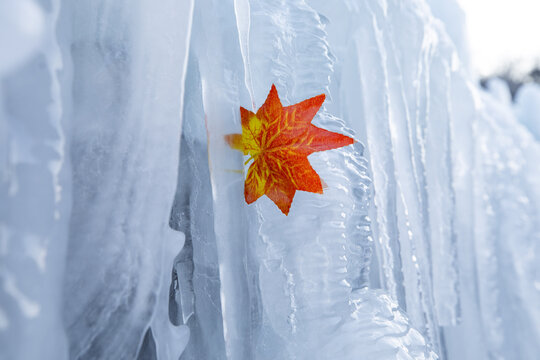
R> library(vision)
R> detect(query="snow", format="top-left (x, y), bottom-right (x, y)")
top-left (1, 0), bottom-right (540, 359)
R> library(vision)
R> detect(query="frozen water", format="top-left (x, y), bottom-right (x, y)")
top-left (1, 0), bottom-right (70, 359)
top-left (2, 0), bottom-right (540, 359)
top-left (169, 50), bottom-right (228, 360)
top-left (61, 1), bottom-right (193, 359)
top-left (514, 83), bottom-right (540, 141)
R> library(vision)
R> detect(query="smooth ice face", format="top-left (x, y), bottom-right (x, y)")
top-left (0, 0), bottom-right (44, 76)
top-left (61, 1), bottom-right (193, 359)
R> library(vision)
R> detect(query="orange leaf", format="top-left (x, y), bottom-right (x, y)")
top-left (225, 84), bottom-right (354, 215)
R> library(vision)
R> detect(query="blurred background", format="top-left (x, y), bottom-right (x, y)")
top-left (459, 0), bottom-right (540, 95)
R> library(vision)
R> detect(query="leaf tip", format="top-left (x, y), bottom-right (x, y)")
top-left (321, 178), bottom-right (328, 191)
top-left (278, 202), bottom-right (292, 215)
top-left (314, 93), bottom-right (326, 105)
top-left (268, 84), bottom-right (280, 101)
top-left (274, 195), bottom-right (293, 215)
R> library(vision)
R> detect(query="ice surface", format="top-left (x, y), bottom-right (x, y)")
top-left (1, 0), bottom-right (70, 359)
top-left (514, 83), bottom-right (540, 141)
top-left (465, 89), bottom-right (540, 359)
top-left (239, 1), bottom-right (433, 358)
top-left (2, 0), bottom-right (540, 359)
top-left (0, 0), bottom-right (45, 76)
top-left (60, 1), bottom-right (193, 359)
top-left (169, 50), bottom-right (228, 360)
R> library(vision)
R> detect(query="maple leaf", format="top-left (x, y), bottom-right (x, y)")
top-left (225, 84), bottom-right (354, 215)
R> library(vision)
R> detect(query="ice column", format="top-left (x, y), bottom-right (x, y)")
top-left (240, 1), bottom-right (437, 358)
top-left (62, 0), bottom-right (193, 358)
top-left (190, 0), bottom-right (257, 358)
top-left (338, 1), bottom-right (464, 353)
top-left (169, 52), bottom-right (228, 360)
top-left (0, 0), bottom-right (70, 359)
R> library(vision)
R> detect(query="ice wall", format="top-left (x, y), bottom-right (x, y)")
top-left (191, 0), bottom-right (540, 358)
top-left (340, 0), bottom-right (459, 352)
top-left (1, 0), bottom-right (194, 359)
top-left (335, 1), bottom-right (540, 359)
top-left (2, 0), bottom-right (540, 359)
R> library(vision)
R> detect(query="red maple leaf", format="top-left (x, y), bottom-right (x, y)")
top-left (225, 84), bottom-right (354, 215)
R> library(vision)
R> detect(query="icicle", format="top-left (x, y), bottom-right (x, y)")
top-left (62, 0), bottom-right (193, 358)
top-left (191, 0), bottom-right (255, 358)
top-left (169, 51), bottom-right (228, 360)
top-left (0, 0), bottom-right (70, 358)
